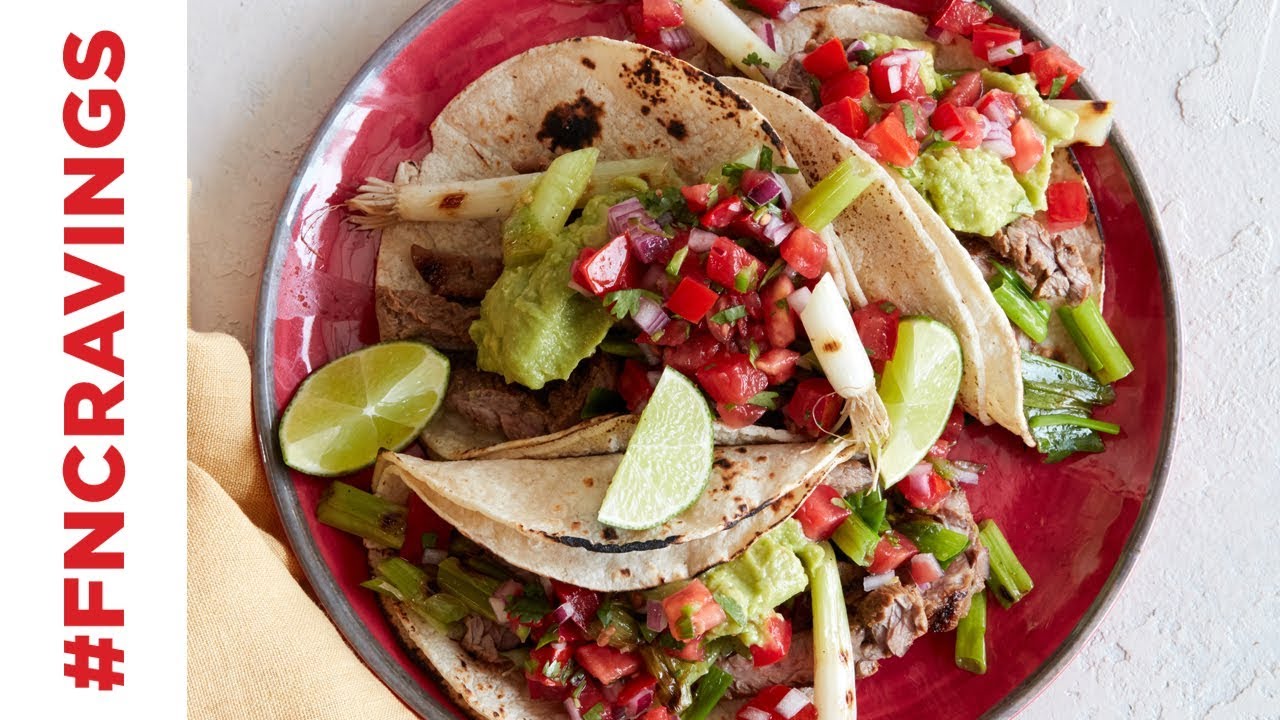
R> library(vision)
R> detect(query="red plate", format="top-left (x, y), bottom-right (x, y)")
top-left (252, 2), bottom-right (1178, 717)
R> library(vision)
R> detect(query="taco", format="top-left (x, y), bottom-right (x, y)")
top-left (626, 0), bottom-right (1123, 455)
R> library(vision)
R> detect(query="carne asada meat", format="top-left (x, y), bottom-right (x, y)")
top-left (724, 582), bottom-right (928, 695)
top-left (411, 244), bottom-right (502, 300)
top-left (915, 489), bottom-right (990, 634)
top-left (824, 461), bottom-right (875, 498)
top-left (445, 366), bottom-right (558, 440)
top-left (459, 614), bottom-right (521, 667)
top-left (375, 285), bottom-right (479, 350)
top-left (546, 353), bottom-right (621, 430)
top-left (986, 216), bottom-right (1092, 304)
top-left (770, 53), bottom-right (819, 108)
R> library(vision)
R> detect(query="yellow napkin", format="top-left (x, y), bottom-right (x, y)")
top-left (187, 330), bottom-right (417, 719)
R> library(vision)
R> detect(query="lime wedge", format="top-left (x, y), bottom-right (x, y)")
top-left (597, 367), bottom-right (714, 530)
top-left (877, 317), bottom-right (963, 487)
top-left (279, 341), bottom-right (449, 476)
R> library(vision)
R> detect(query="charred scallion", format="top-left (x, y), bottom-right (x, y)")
top-left (955, 590), bottom-right (988, 674)
top-left (979, 520), bottom-right (1034, 607)
top-left (316, 481), bottom-right (406, 549)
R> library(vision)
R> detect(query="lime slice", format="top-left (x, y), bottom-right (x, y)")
top-left (279, 341), bottom-right (449, 476)
top-left (597, 367), bottom-right (714, 530)
top-left (877, 317), bottom-right (963, 487)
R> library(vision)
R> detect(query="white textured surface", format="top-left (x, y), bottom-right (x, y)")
top-left (188, 0), bottom-right (1280, 717)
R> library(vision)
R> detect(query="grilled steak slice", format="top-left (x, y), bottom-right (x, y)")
top-left (411, 244), bottom-right (502, 300)
top-left (724, 583), bottom-right (928, 695)
top-left (825, 461), bottom-right (875, 498)
top-left (917, 489), bottom-right (990, 634)
top-left (445, 366), bottom-right (556, 440)
top-left (771, 53), bottom-right (818, 108)
top-left (375, 285), bottom-right (478, 350)
top-left (986, 216), bottom-right (1093, 303)
top-left (459, 614), bottom-right (521, 667)
top-left (546, 353), bottom-right (621, 430)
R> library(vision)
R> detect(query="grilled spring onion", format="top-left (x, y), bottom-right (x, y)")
top-left (680, 0), bottom-right (786, 81)
top-left (437, 557), bottom-right (502, 621)
top-left (346, 156), bottom-right (672, 227)
top-left (798, 542), bottom-right (858, 720)
top-left (955, 590), bottom-right (988, 674)
top-left (793, 155), bottom-right (876, 231)
top-left (1058, 296), bottom-right (1134, 384)
top-left (362, 558), bottom-right (469, 633)
top-left (681, 666), bottom-right (734, 720)
top-left (832, 511), bottom-right (880, 567)
top-left (978, 520), bottom-right (1034, 608)
top-left (316, 481), bottom-right (407, 549)
top-left (896, 520), bottom-right (970, 564)
top-left (989, 261), bottom-right (1050, 342)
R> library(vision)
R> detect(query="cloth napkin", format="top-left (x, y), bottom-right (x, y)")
top-left (187, 330), bottom-right (417, 719)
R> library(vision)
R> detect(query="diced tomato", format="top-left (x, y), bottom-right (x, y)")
top-left (568, 681), bottom-right (613, 720)
top-left (869, 49), bottom-right (927, 102)
top-left (700, 196), bottom-right (745, 230)
top-left (667, 637), bottom-right (707, 662)
top-left (816, 97), bottom-right (870, 140)
top-left (1008, 118), bottom-right (1045, 174)
top-left (819, 68), bottom-right (871, 107)
top-left (784, 378), bottom-right (843, 438)
top-left (932, 0), bottom-right (993, 36)
top-left (802, 37), bottom-right (849, 80)
top-left (537, 620), bottom-right (588, 646)
top-left (1029, 45), bottom-right (1084, 96)
top-left (680, 183), bottom-right (717, 214)
top-left (618, 360), bottom-right (656, 414)
top-left (706, 236), bottom-right (765, 291)
top-left (970, 22), bottom-right (1023, 66)
top-left (650, 318), bottom-right (692, 347)
top-left (940, 70), bottom-right (983, 107)
top-left (741, 0), bottom-right (791, 18)
top-left (760, 275), bottom-right (797, 349)
top-left (716, 402), bottom-right (768, 429)
top-left (900, 468), bottom-right (952, 510)
top-left (728, 211), bottom-right (773, 246)
top-left (867, 531), bottom-right (919, 574)
top-left (748, 614), bottom-right (793, 668)
top-left (550, 580), bottom-right (602, 628)
top-left (1006, 39), bottom-right (1044, 74)
top-left (793, 484), bottom-right (852, 541)
top-left (975, 89), bottom-right (1020, 127)
top-left (738, 685), bottom-right (817, 720)
top-left (696, 353), bottom-right (769, 405)
top-left (863, 109), bottom-right (920, 167)
top-left (634, 0), bottom-right (683, 32)
top-left (665, 277), bottom-right (718, 323)
top-left (754, 348), bottom-right (800, 385)
top-left (576, 235), bottom-right (638, 296)
top-left (663, 330), bottom-right (724, 376)
top-left (617, 674), bottom-right (659, 716)
top-left (642, 707), bottom-right (678, 720)
top-left (779, 226), bottom-right (829, 279)
top-left (1045, 180), bottom-right (1089, 232)
top-left (851, 300), bottom-right (901, 372)
top-left (941, 404), bottom-right (966, 444)
top-left (910, 553), bottom-right (945, 585)
top-left (574, 644), bottom-right (641, 685)
top-left (525, 642), bottom-right (575, 700)
top-left (930, 102), bottom-right (986, 149)
top-left (662, 580), bottom-right (727, 641)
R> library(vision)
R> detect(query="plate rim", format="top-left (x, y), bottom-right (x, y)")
top-left (249, 2), bottom-right (1182, 717)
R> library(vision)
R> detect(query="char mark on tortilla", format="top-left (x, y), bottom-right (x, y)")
top-left (536, 91), bottom-right (604, 152)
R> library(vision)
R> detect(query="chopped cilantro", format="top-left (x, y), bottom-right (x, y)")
top-left (734, 265), bottom-right (757, 292)
top-left (774, 164), bottom-right (800, 175)
top-left (900, 102), bottom-right (916, 137)
top-left (747, 391), bottom-right (780, 409)
top-left (604, 289), bottom-right (663, 320)
top-left (1048, 74), bottom-right (1067, 99)
top-left (420, 532), bottom-right (438, 549)
top-left (742, 52), bottom-right (770, 69)
top-left (584, 705), bottom-right (606, 720)
top-left (710, 304), bottom-right (747, 325)
top-left (666, 246), bottom-right (690, 278)
top-left (748, 340), bottom-right (761, 365)
top-left (581, 387), bottom-right (627, 419)
top-left (756, 146), bottom-right (774, 171)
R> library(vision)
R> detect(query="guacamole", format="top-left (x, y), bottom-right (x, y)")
top-left (981, 70), bottom-right (1078, 209)
top-left (701, 518), bottom-right (810, 646)
top-left (471, 192), bottom-right (622, 389)
top-left (908, 146), bottom-right (1034, 237)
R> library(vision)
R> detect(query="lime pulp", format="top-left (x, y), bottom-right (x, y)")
top-left (597, 367), bottom-right (714, 530)
top-left (278, 341), bottom-right (450, 476)
top-left (876, 317), bottom-right (963, 487)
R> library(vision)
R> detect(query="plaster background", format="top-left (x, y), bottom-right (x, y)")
top-left (188, 0), bottom-right (1280, 716)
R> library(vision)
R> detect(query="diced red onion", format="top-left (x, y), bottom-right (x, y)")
top-left (602, 682), bottom-right (622, 703)
top-left (568, 279), bottom-right (592, 297)
top-left (763, 216), bottom-right (795, 246)
top-left (740, 709), bottom-right (772, 720)
top-left (659, 27), bottom-right (693, 54)
top-left (855, 138), bottom-right (880, 158)
top-left (777, 1), bottom-right (800, 22)
top-left (786, 286), bottom-right (812, 313)
top-left (887, 66), bottom-right (903, 94)
top-left (917, 96), bottom-right (938, 120)
top-left (687, 228), bottom-right (718, 252)
top-left (641, 264), bottom-right (667, 292)
top-left (904, 462), bottom-right (935, 499)
top-left (622, 684), bottom-right (657, 716)
top-left (845, 39), bottom-right (869, 59)
top-left (646, 600), bottom-right (668, 632)
top-left (549, 600), bottom-right (577, 627)
top-left (563, 699), bottom-right (585, 720)
top-left (608, 197), bottom-right (651, 237)
top-left (420, 549), bottom-right (447, 565)
top-left (627, 227), bottom-right (671, 264)
top-left (910, 553), bottom-right (945, 585)
top-left (777, 178), bottom-right (794, 209)
top-left (755, 22), bottom-right (777, 51)
top-left (633, 297), bottom-right (670, 336)
top-left (745, 172), bottom-right (785, 206)
top-left (926, 24), bottom-right (956, 44)
top-left (539, 577), bottom-right (555, 598)
top-left (880, 52), bottom-right (910, 68)
top-left (986, 39), bottom-right (1023, 64)
top-left (488, 579), bottom-right (521, 624)
top-left (863, 572), bottom-right (897, 591)
top-left (952, 467), bottom-right (981, 485)
top-left (774, 687), bottom-right (810, 719)
top-left (982, 122), bottom-right (1015, 158)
